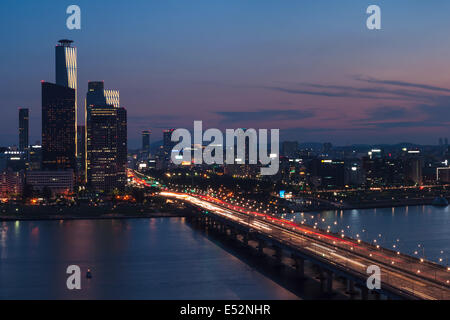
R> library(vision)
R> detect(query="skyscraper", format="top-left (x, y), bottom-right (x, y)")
top-left (104, 89), bottom-right (120, 108)
top-left (41, 82), bottom-right (76, 170)
top-left (117, 107), bottom-right (128, 186)
top-left (55, 40), bottom-right (77, 89)
top-left (55, 39), bottom-right (77, 156)
top-left (18, 108), bottom-right (29, 151)
top-left (162, 129), bottom-right (176, 166)
top-left (77, 125), bottom-right (86, 183)
top-left (86, 81), bottom-right (126, 192)
top-left (163, 129), bottom-right (175, 154)
top-left (41, 40), bottom-right (77, 172)
top-left (142, 130), bottom-right (151, 153)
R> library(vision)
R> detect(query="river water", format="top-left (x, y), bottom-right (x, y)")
top-left (1, 205), bottom-right (448, 299)
top-left (292, 205), bottom-right (450, 265)
top-left (0, 217), bottom-right (298, 299)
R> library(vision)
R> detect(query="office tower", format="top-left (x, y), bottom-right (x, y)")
top-left (55, 39), bottom-right (77, 156)
top-left (162, 129), bottom-right (175, 166)
top-left (77, 125), bottom-right (86, 183)
top-left (163, 129), bottom-right (175, 153)
top-left (41, 82), bottom-right (76, 170)
top-left (142, 130), bottom-right (151, 153)
top-left (86, 81), bottom-right (107, 106)
top-left (55, 40), bottom-right (77, 89)
top-left (86, 81), bottom-right (126, 192)
top-left (117, 107), bottom-right (127, 186)
top-left (19, 108), bottom-right (29, 151)
top-left (28, 145), bottom-right (42, 171)
top-left (104, 89), bottom-right (120, 108)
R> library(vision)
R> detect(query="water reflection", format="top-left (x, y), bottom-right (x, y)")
top-left (290, 205), bottom-right (450, 265)
top-left (0, 218), bottom-right (298, 300)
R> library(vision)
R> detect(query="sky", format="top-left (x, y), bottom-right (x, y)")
top-left (1, 0), bottom-right (450, 148)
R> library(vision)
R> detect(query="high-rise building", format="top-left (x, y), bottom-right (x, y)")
top-left (162, 129), bottom-right (176, 167)
top-left (55, 40), bottom-right (77, 89)
top-left (19, 108), bottom-right (29, 151)
top-left (41, 40), bottom-right (77, 172)
top-left (55, 39), bottom-right (77, 157)
top-left (86, 81), bottom-right (126, 192)
top-left (77, 125), bottom-right (86, 183)
top-left (104, 89), bottom-right (120, 108)
top-left (41, 82), bottom-right (76, 170)
top-left (117, 107), bottom-right (127, 186)
top-left (142, 130), bottom-right (151, 153)
top-left (28, 145), bottom-right (42, 171)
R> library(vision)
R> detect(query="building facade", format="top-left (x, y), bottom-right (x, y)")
top-left (19, 108), bottom-right (29, 151)
top-left (86, 81), bottom-right (127, 193)
top-left (26, 170), bottom-right (74, 195)
top-left (41, 82), bottom-right (76, 170)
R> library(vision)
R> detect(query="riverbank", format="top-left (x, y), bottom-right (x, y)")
top-left (339, 197), bottom-right (448, 211)
top-left (0, 211), bottom-right (185, 221)
top-left (0, 203), bottom-right (189, 221)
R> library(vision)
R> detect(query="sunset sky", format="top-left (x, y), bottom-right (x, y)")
top-left (1, 0), bottom-right (450, 147)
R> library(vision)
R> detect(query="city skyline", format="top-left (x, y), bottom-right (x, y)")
top-left (1, 1), bottom-right (450, 148)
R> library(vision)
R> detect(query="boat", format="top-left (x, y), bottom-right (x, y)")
top-left (432, 197), bottom-right (449, 207)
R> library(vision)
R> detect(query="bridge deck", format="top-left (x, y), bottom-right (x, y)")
top-left (161, 191), bottom-right (450, 300)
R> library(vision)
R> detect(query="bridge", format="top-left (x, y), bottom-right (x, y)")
top-left (160, 191), bottom-right (450, 300)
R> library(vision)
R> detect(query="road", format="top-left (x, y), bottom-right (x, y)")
top-left (160, 191), bottom-right (450, 300)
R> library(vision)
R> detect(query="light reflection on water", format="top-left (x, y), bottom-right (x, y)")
top-left (289, 205), bottom-right (450, 265)
top-left (0, 218), bottom-right (298, 300)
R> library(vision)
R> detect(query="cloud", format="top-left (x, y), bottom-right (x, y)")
top-left (360, 106), bottom-right (409, 122)
top-left (264, 76), bottom-right (450, 103)
top-left (355, 76), bottom-right (450, 93)
top-left (215, 109), bottom-right (315, 123)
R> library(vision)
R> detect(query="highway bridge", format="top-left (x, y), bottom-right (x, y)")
top-left (160, 191), bottom-right (450, 300)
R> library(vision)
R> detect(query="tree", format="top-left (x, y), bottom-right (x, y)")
top-left (22, 184), bottom-right (34, 201)
top-left (132, 188), bottom-right (145, 204)
top-left (42, 186), bottom-right (52, 201)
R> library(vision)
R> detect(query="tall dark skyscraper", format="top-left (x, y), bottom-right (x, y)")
top-left (117, 107), bottom-right (128, 186)
top-left (55, 39), bottom-right (77, 156)
top-left (77, 125), bottom-right (86, 183)
top-left (55, 40), bottom-right (77, 89)
top-left (163, 129), bottom-right (175, 153)
top-left (86, 81), bottom-right (126, 192)
top-left (142, 130), bottom-right (151, 153)
top-left (41, 82), bottom-right (76, 170)
top-left (18, 108), bottom-right (29, 151)
top-left (41, 40), bottom-right (77, 172)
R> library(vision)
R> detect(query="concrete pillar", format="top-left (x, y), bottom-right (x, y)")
top-left (346, 279), bottom-right (356, 296)
top-left (293, 257), bottom-right (305, 278)
top-left (257, 240), bottom-right (265, 255)
top-left (274, 247), bottom-right (283, 266)
top-left (326, 271), bottom-right (333, 294)
top-left (318, 269), bottom-right (326, 294)
top-left (242, 234), bottom-right (249, 246)
top-left (361, 287), bottom-right (369, 300)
